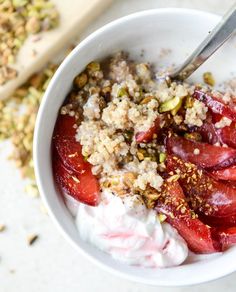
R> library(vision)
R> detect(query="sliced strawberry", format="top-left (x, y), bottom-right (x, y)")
top-left (217, 122), bottom-right (236, 149)
top-left (210, 112), bottom-right (236, 148)
top-left (135, 116), bottom-right (161, 143)
top-left (194, 115), bottom-right (220, 145)
top-left (211, 112), bottom-right (223, 123)
top-left (200, 213), bottom-right (236, 228)
top-left (166, 134), bottom-right (236, 170)
top-left (155, 181), bottom-right (221, 253)
top-left (54, 137), bottom-right (87, 174)
top-left (212, 227), bottom-right (236, 250)
top-left (52, 114), bottom-right (100, 206)
top-left (53, 114), bottom-right (77, 139)
top-left (166, 155), bottom-right (236, 217)
top-left (53, 114), bottom-right (87, 173)
top-left (193, 90), bottom-right (236, 122)
top-left (211, 166), bottom-right (236, 181)
top-left (194, 112), bottom-right (236, 148)
top-left (53, 154), bottom-right (100, 206)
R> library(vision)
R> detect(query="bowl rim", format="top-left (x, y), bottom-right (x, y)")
top-left (33, 8), bottom-right (234, 287)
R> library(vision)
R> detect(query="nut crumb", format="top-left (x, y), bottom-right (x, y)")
top-left (193, 148), bottom-right (200, 155)
top-left (27, 234), bottom-right (39, 246)
top-left (40, 203), bottom-right (48, 215)
top-left (0, 224), bottom-right (6, 232)
top-left (203, 72), bottom-right (215, 86)
top-left (0, 0), bottom-right (59, 85)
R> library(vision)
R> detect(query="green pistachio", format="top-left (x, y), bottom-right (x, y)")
top-left (159, 96), bottom-right (181, 113)
top-left (159, 152), bottom-right (166, 163)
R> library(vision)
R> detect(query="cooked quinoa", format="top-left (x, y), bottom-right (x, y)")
top-left (58, 52), bottom-right (212, 197)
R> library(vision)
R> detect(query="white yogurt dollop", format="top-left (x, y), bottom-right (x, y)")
top-left (76, 190), bottom-right (188, 268)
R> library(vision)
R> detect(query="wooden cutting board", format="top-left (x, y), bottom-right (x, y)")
top-left (0, 0), bottom-right (112, 100)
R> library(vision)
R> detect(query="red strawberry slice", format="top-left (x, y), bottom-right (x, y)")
top-left (53, 114), bottom-right (88, 173)
top-left (193, 90), bottom-right (236, 122)
top-left (212, 227), bottom-right (236, 250)
top-left (135, 116), bottom-right (161, 143)
top-left (155, 181), bottom-right (221, 253)
top-left (54, 137), bottom-right (87, 174)
top-left (166, 134), bottom-right (236, 170)
top-left (211, 112), bottom-right (236, 149)
top-left (54, 114), bottom-right (77, 138)
top-left (199, 213), bottom-right (236, 228)
top-left (166, 155), bottom-right (236, 217)
top-left (52, 114), bottom-right (100, 206)
top-left (194, 112), bottom-right (236, 148)
top-left (53, 154), bottom-right (100, 206)
top-left (194, 115), bottom-right (220, 145)
top-left (211, 166), bottom-right (236, 181)
top-left (217, 122), bottom-right (236, 149)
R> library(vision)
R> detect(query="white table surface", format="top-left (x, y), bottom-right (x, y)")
top-left (1, 0), bottom-right (236, 291)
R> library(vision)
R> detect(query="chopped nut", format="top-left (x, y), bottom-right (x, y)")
top-left (140, 96), bottom-right (153, 105)
top-left (137, 151), bottom-right (145, 161)
top-left (158, 214), bottom-right (167, 222)
top-left (123, 172), bottom-right (136, 188)
top-left (193, 148), bottom-right (200, 155)
top-left (203, 72), bottom-right (215, 86)
top-left (0, 0), bottom-right (59, 85)
top-left (0, 224), bottom-right (6, 232)
top-left (13, 0), bottom-right (28, 7)
top-left (159, 96), bottom-right (182, 113)
top-left (25, 183), bottom-right (39, 198)
top-left (0, 63), bottom-right (57, 192)
top-left (167, 174), bottom-right (180, 182)
top-left (26, 16), bottom-right (41, 34)
top-left (184, 96), bottom-right (194, 108)
top-left (27, 234), bottom-right (39, 245)
top-left (86, 62), bottom-right (100, 72)
top-left (117, 87), bottom-right (128, 97)
top-left (184, 132), bottom-right (202, 142)
top-left (159, 152), bottom-right (166, 163)
top-left (40, 203), bottom-right (48, 215)
top-left (74, 73), bottom-right (88, 89)
top-left (171, 98), bottom-right (183, 115)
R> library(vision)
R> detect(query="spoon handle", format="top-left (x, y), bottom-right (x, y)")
top-left (170, 4), bottom-right (236, 81)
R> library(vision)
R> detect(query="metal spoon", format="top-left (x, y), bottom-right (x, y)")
top-left (165, 4), bottom-right (236, 82)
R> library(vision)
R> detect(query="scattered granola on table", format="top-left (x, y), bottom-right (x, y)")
top-left (0, 0), bottom-right (59, 85)
top-left (0, 63), bottom-right (58, 194)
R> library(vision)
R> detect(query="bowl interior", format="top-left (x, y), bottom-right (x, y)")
top-left (34, 9), bottom-right (236, 286)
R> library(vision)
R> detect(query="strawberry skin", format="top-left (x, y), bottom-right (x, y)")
top-left (155, 181), bottom-right (221, 253)
top-left (166, 134), bottom-right (236, 170)
top-left (193, 90), bottom-right (236, 122)
top-left (52, 114), bottom-right (100, 206)
top-left (54, 136), bottom-right (87, 174)
top-left (53, 154), bottom-right (100, 206)
top-left (54, 114), bottom-right (77, 138)
top-left (193, 114), bottom-right (220, 145)
top-left (167, 155), bottom-right (236, 218)
top-left (211, 165), bottom-right (236, 181)
top-left (212, 227), bottom-right (236, 250)
top-left (135, 117), bottom-right (161, 143)
top-left (218, 122), bottom-right (236, 149)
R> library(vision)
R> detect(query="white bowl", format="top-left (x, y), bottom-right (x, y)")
top-left (34, 8), bottom-right (236, 286)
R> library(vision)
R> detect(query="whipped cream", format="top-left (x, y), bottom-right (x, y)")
top-left (76, 190), bottom-right (188, 268)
